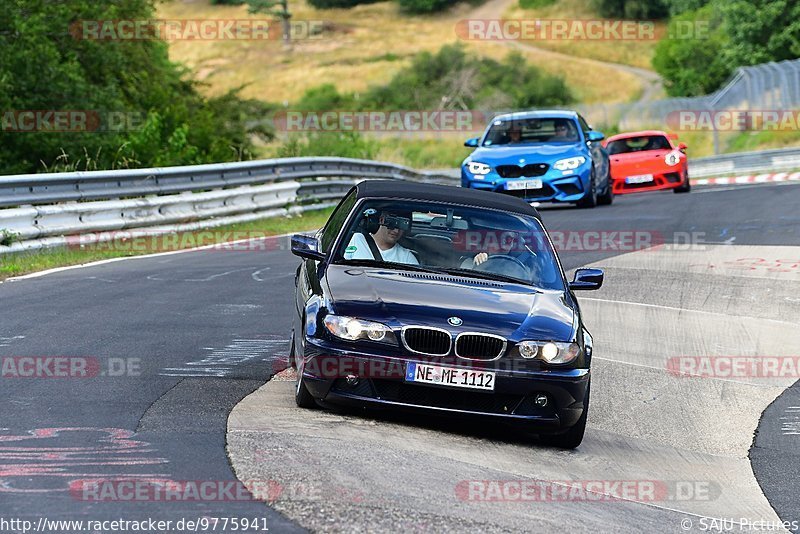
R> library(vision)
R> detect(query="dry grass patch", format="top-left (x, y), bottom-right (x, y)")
top-left (504, 0), bottom-right (664, 71)
top-left (158, 0), bottom-right (642, 104)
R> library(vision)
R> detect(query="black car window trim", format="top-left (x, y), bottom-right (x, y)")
top-left (320, 188), bottom-right (358, 253)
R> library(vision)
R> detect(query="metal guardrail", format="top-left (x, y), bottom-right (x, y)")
top-left (0, 157), bottom-right (454, 208)
top-left (0, 146), bottom-right (797, 254)
top-left (689, 146), bottom-right (800, 178)
top-left (0, 158), bottom-right (455, 254)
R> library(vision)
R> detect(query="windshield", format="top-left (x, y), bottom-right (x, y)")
top-left (334, 200), bottom-right (565, 291)
top-left (607, 135), bottom-right (671, 154)
top-left (482, 117), bottom-right (580, 146)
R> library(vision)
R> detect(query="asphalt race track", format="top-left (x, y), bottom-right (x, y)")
top-left (1, 182), bottom-right (799, 533)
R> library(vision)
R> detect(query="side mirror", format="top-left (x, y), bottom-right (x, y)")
top-left (586, 131), bottom-right (605, 143)
top-left (677, 142), bottom-right (688, 153)
top-left (569, 268), bottom-right (604, 290)
top-left (464, 137), bottom-right (479, 147)
top-left (291, 234), bottom-right (325, 261)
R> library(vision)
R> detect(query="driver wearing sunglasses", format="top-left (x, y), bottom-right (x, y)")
top-left (344, 210), bottom-right (419, 265)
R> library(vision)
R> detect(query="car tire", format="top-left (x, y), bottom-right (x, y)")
top-left (674, 173), bottom-right (691, 193)
top-left (293, 326), bottom-right (318, 409)
top-left (542, 382), bottom-right (590, 449)
top-left (597, 175), bottom-right (614, 205)
top-left (577, 172), bottom-right (598, 208)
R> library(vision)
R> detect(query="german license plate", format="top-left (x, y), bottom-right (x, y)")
top-left (506, 179), bottom-right (543, 190)
top-left (626, 174), bottom-right (654, 184)
top-left (405, 362), bottom-right (495, 391)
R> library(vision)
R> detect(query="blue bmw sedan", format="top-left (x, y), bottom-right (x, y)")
top-left (289, 180), bottom-right (604, 448)
top-left (462, 110), bottom-right (613, 208)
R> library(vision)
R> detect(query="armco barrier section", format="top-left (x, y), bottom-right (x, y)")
top-left (0, 158), bottom-right (455, 254)
top-left (0, 147), bottom-right (798, 254)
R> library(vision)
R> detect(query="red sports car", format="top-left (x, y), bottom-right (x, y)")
top-left (604, 130), bottom-right (690, 194)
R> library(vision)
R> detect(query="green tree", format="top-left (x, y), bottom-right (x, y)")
top-left (591, 0), bottom-right (669, 19)
top-left (0, 0), bottom-right (274, 174)
top-left (653, 0), bottom-right (800, 97)
top-left (247, 0), bottom-right (291, 44)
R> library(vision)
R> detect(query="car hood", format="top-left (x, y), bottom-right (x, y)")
top-left (465, 143), bottom-right (585, 166)
top-left (324, 265), bottom-right (575, 341)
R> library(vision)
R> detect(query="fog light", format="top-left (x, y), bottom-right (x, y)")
top-left (345, 374), bottom-right (359, 387)
top-left (534, 394), bottom-right (548, 407)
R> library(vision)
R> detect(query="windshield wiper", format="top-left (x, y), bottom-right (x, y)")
top-left (340, 259), bottom-right (443, 274)
top-left (433, 267), bottom-right (538, 288)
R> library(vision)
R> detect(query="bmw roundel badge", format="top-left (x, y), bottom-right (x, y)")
top-left (448, 317), bottom-right (463, 327)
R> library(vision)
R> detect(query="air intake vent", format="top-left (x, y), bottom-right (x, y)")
top-left (455, 333), bottom-right (506, 361)
top-left (397, 272), bottom-right (504, 288)
top-left (402, 327), bottom-right (451, 356)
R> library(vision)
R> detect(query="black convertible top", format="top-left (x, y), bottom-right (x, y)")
top-left (353, 180), bottom-right (541, 219)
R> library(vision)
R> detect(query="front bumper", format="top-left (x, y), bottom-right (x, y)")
top-left (300, 337), bottom-right (590, 431)
top-left (611, 168), bottom-right (687, 194)
top-left (462, 166), bottom-right (592, 203)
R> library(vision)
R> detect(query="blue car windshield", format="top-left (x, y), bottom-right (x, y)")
top-left (335, 200), bottom-right (565, 291)
top-left (482, 118), bottom-right (580, 146)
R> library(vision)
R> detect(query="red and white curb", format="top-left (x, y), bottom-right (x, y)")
top-left (692, 171), bottom-right (800, 186)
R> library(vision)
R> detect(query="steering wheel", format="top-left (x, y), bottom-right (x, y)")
top-left (474, 255), bottom-right (530, 280)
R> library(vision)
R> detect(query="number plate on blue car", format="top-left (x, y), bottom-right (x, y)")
top-left (405, 362), bottom-right (495, 391)
top-left (506, 179), bottom-right (543, 191)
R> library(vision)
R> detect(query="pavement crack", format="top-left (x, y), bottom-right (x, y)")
top-left (135, 377), bottom-right (186, 434)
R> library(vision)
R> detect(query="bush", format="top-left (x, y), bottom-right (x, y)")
top-left (0, 230), bottom-right (19, 247)
top-left (0, 0), bottom-right (274, 174)
top-left (652, 5), bottom-right (730, 96)
top-left (396, 0), bottom-right (460, 14)
top-left (307, 0), bottom-right (382, 8)
top-left (294, 84), bottom-right (358, 111)
top-left (519, 0), bottom-right (555, 9)
top-left (276, 131), bottom-right (378, 159)
top-left (591, 0), bottom-right (669, 19)
top-left (359, 44), bottom-right (573, 110)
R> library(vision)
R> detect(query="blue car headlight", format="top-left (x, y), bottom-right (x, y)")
top-left (466, 161), bottom-right (491, 176)
top-left (518, 341), bottom-right (580, 364)
top-left (553, 156), bottom-right (586, 171)
top-left (324, 314), bottom-right (398, 345)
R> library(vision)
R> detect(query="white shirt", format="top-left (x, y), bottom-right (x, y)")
top-left (344, 233), bottom-right (419, 264)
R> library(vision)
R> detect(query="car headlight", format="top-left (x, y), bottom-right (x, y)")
top-left (517, 341), bottom-right (580, 364)
top-left (665, 151), bottom-right (681, 166)
top-left (324, 315), bottom-right (397, 345)
top-left (553, 156), bottom-right (586, 171)
top-left (466, 161), bottom-right (491, 175)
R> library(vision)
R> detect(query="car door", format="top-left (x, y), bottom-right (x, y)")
top-left (578, 114), bottom-right (610, 188)
top-left (294, 189), bottom-right (358, 346)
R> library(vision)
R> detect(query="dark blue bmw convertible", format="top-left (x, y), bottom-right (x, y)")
top-left (289, 180), bottom-right (603, 448)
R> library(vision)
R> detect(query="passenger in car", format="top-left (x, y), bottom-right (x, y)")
top-left (344, 210), bottom-right (419, 265)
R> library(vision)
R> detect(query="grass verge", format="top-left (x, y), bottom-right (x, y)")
top-left (0, 207), bottom-right (334, 281)
top-left (157, 0), bottom-right (642, 105)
